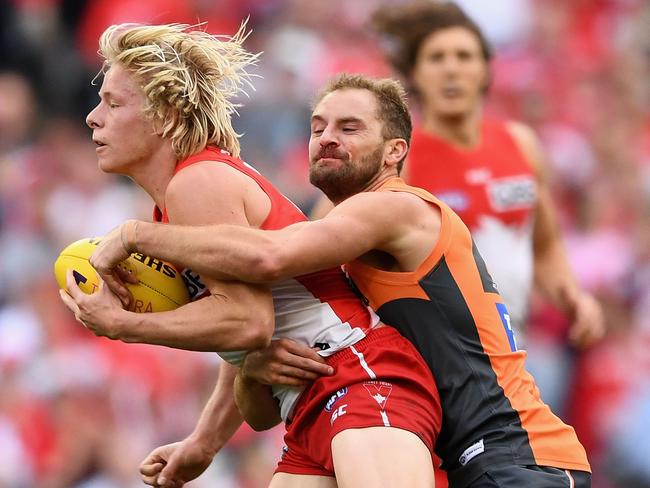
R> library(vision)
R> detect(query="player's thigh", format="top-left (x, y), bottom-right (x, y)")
top-left (269, 472), bottom-right (337, 488)
top-left (331, 426), bottom-right (434, 488)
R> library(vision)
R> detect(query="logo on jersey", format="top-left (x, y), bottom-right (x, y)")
top-left (324, 387), bottom-right (348, 412)
top-left (487, 176), bottom-right (536, 212)
top-left (363, 381), bottom-right (393, 410)
top-left (459, 439), bottom-right (485, 466)
top-left (496, 303), bottom-right (518, 352)
top-left (181, 268), bottom-right (208, 301)
top-left (330, 404), bottom-right (347, 425)
top-left (466, 168), bottom-right (492, 185)
top-left (436, 190), bottom-right (470, 212)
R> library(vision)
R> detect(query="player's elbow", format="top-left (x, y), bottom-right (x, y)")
top-left (246, 319), bottom-right (273, 350)
top-left (241, 395), bottom-right (282, 432)
top-left (247, 415), bottom-right (281, 432)
top-left (253, 242), bottom-right (292, 283)
top-left (240, 308), bottom-right (274, 350)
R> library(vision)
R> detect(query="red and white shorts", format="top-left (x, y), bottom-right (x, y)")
top-left (275, 326), bottom-right (441, 477)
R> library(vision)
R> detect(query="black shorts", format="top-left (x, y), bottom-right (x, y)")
top-left (468, 465), bottom-right (591, 488)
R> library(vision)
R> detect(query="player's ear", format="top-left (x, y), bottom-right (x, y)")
top-left (384, 138), bottom-right (408, 168)
top-left (152, 114), bottom-right (167, 136)
top-left (151, 110), bottom-right (177, 137)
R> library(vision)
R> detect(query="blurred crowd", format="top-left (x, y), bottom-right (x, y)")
top-left (0, 0), bottom-right (648, 487)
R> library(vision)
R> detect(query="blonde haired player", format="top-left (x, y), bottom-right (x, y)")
top-left (60, 23), bottom-right (441, 488)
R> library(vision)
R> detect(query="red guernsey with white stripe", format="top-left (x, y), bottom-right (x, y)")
top-left (156, 147), bottom-right (377, 420)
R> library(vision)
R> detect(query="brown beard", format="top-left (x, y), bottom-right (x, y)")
top-left (309, 145), bottom-right (384, 203)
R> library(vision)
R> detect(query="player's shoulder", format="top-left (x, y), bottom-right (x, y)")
top-left (164, 159), bottom-right (249, 219)
top-left (166, 158), bottom-right (256, 200)
top-left (504, 120), bottom-right (544, 174)
top-left (340, 185), bottom-right (437, 223)
top-left (505, 120), bottom-right (537, 145)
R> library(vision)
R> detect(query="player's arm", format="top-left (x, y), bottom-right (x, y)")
top-left (181, 362), bottom-right (244, 458)
top-left (233, 337), bottom-right (333, 430)
top-left (140, 362), bottom-right (243, 487)
top-left (118, 189), bottom-right (423, 284)
top-left (233, 371), bottom-right (281, 432)
top-left (508, 121), bottom-right (604, 347)
top-left (61, 163), bottom-right (275, 351)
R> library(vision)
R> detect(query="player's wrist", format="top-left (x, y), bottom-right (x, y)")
top-left (113, 310), bottom-right (145, 343)
top-left (187, 429), bottom-right (222, 456)
top-left (120, 220), bottom-right (139, 254)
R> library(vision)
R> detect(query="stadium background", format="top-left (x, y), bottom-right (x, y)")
top-left (0, 0), bottom-right (649, 486)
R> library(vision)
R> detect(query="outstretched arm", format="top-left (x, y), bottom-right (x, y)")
top-left (94, 189), bottom-right (429, 285)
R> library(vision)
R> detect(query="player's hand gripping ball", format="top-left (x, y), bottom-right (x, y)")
top-left (54, 237), bottom-right (189, 312)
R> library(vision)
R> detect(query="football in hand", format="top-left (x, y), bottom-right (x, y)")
top-left (54, 237), bottom-right (190, 312)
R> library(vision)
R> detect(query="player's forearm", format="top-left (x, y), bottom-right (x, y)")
top-left (131, 215), bottom-right (369, 284)
top-left (190, 363), bottom-right (244, 453)
top-left (234, 373), bottom-right (282, 431)
top-left (116, 295), bottom-right (273, 351)
top-left (533, 240), bottom-right (580, 312)
top-left (530, 177), bottom-right (585, 312)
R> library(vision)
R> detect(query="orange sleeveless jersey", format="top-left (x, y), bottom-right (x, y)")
top-left (344, 177), bottom-right (590, 487)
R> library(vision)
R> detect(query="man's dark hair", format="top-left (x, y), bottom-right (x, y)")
top-left (372, 0), bottom-right (492, 79)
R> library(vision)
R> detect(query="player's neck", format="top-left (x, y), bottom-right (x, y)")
top-left (362, 170), bottom-right (400, 195)
top-left (128, 144), bottom-right (177, 210)
top-left (422, 109), bottom-right (482, 149)
top-left (330, 170), bottom-right (399, 205)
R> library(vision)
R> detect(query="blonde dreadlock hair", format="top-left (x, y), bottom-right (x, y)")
top-left (97, 22), bottom-right (259, 159)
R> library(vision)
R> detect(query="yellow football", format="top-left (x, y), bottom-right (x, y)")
top-left (54, 237), bottom-right (190, 313)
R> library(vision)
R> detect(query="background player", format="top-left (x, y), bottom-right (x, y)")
top-left (59, 22), bottom-right (440, 488)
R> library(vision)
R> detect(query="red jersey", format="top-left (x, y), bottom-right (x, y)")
top-left (155, 147), bottom-right (377, 420)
